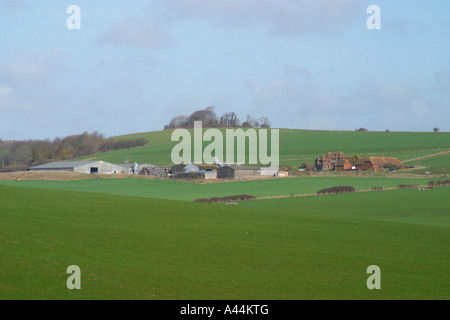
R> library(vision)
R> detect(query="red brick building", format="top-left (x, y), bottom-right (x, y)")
top-left (335, 160), bottom-right (353, 171)
top-left (355, 157), bottom-right (404, 170)
top-left (315, 152), bottom-right (350, 171)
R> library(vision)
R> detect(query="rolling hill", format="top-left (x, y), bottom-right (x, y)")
top-left (77, 129), bottom-right (450, 168)
top-left (1, 184), bottom-right (448, 299)
top-left (0, 175), bottom-right (439, 202)
top-left (2, 127), bottom-right (449, 300)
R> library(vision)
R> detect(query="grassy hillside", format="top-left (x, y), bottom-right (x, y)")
top-left (238, 186), bottom-right (450, 227)
top-left (1, 184), bottom-right (448, 299)
top-left (78, 129), bottom-right (450, 167)
top-left (408, 153), bottom-right (450, 174)
top-left (0, 176), bottom-right (438, 202)
top-left (3, 128), bottom-right (448, 300)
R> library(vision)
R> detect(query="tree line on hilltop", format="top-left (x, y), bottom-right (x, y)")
top-left (0, 132), bottom-right (147, 171)
top-left (164, 106), bottom-right (271, 130)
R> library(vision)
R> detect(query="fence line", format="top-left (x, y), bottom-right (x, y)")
top-left (251, 183), bottom-right (450, 202)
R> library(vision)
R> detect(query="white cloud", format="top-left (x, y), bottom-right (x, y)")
top-left (166, 0), bottom-right (365, 34)
top-left (246, 76), bottom-right (448, 132)
top-left (99, 17), bottom-right (172, 49)
top-left (0, 84), bottom-right (12, 99)
top-left (434, 69), bottom-right (450, 95)
top-left (0, 56), bottom-right (55, 112)
top-left (0, 53), bottom-right (70, 86)
top-left (0, 0), bottom-right (27, 10)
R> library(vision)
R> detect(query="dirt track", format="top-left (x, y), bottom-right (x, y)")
top-left (403, 150), bottom-right (450, 163)
top-left (0, 171), bottom-right (93, 181)
top-left (0, 171), bottom-right (160, 181)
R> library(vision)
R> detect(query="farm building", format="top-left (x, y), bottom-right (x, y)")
top-left (120, 163), bottom-right (155, 175)
top-left (355, 157), bottom-right (404, 170)
top-left (277, 170), bottom-right (289, 177)
top-left (172, 163), bottom-right (217, 180)
top-left (170, 163), bottom-right (187, 175)
top-left (335, 160), bottom-right (353, 171)
top-left (27, 160), bottom-right (126, 174)
top-left (299, 163), bottom-right (315, 171)
top-left (217, 165), bottom-right (278, 179)
top-left (139, 166), bottom-right (170, 177)
top-left (383, 157), bottom-right (404, 169)
top-left (197, 164), bottom-right (219, 172)
top-left (170, 163), bottom-right (219, 178)
top-left (315, 152), bottom-right (350, 171)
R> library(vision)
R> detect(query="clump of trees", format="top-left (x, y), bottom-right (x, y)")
top-left (164, 106), bottom-right (270, 130)
top-left (397, 184), bottom-right (419, 189)
top-left (348, 154), bottom-right (361, 165)
top-left (194, 194), bottom-right (256, 203)
top-left (0, 132), bottom-right (147, 170)
top-left (428, 179), bottom-right (450, 186)
top-left (317, 186), bottom-right (356, 194)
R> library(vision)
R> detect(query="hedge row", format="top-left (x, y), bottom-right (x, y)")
top-left (397, 184), bottom-right (419, 189)
top-left (194, 194), bottom-right (256, 203)
top-left (428, 179), bottom-right (450, 186)
top-left (316, 186), bottom-right (356, 195)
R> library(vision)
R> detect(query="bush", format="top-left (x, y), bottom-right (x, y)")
top-left (194, 194), bottom-right (256, 203)
top-left (397, 184), bottom-right (419, 189)
top-left (429, 179), bottom-right (450, 186)
top-left (371, 186), bottom-right (383, 191)
top-left (317, 186), bottom-right (356, 195)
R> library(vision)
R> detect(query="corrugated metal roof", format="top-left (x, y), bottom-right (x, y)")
top-left (28, 161), bottom-right (101, 169)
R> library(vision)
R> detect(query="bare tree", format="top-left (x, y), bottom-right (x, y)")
top-left (259, 116), bottom-right (271, 128)
top-left (183, 106), bottom-right (218, 127)
top-left (165, 115), bottom-right (188, 129)
top-left (220, 112), bottom-right (240, 127)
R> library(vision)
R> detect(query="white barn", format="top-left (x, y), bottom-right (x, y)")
top-left (27, 161), bottom-right (127, 174)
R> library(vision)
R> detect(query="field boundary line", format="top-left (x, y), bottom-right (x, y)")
top-left (249, 184), bottom-right (450, 202)
top-left (403, 150), bottom-right (450, 163)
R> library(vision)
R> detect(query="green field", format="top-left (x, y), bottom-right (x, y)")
top-left (0, 176), bottom-right (438, 202)
top-left (2, 128), bottom-right (449, 300)
top-left (78, 129), bottom-right (450, 167)
top-left (1, 184), bottom-right (448, 299)
top-left (408, 153), bottom-right (450, 174)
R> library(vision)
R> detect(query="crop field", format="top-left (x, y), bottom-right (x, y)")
top-left (78, 129), bottom-right (450, 167)
top-left (408, 153), bottom-right (450, 174)
top-left (2, 128), bottom-right (449, 300)
top-left (0, 184), bottom-right (448, 300)
top-left (0, 175), bottom-right (438, 202)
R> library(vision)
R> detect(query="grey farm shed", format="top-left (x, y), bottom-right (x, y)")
top-left (217, 165), bottom-right (279, 179)
top-left (217, 165), bottom-right (261, 179)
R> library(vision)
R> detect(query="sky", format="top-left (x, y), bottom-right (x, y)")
top-left (0, 0), bottom-right (449, 140)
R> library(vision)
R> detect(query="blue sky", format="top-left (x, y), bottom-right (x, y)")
top-left (0, 0), bottom-right (449, 140)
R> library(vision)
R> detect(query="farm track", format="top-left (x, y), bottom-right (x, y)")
top-left (403, 150), bottom-right (450, 163)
